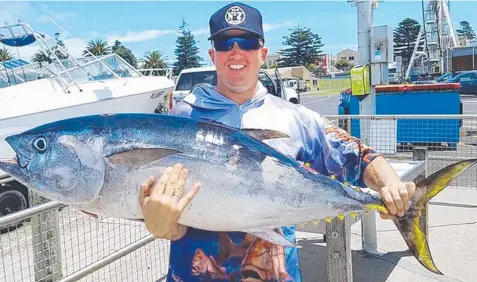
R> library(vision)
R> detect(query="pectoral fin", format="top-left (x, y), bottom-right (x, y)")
top-left (106, 148), bottom-right (181, 167)
top-left (241, 129), bottom-right (289, 140)
top-left (247, 228), bottom-right (300, 248)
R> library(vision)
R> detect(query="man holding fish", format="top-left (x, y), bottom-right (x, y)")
top-left (0, 1), bottom-right (473, 279)
top-left (139, 2), bottom-right (416, 281)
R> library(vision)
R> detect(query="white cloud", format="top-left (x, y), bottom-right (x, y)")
top-left (106, 29), bottom-right (176, 45)
top-left (263, 21), bottom-right (294, 32)
top-left (0, 2), bottom-right (36, 24)
top-left (192, 28), bottom-right (209, 36)
top-left (63, 38), bottom-right (89, 58)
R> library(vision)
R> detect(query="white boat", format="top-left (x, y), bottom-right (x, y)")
top-left (0, 20), bottom-right (175, 177)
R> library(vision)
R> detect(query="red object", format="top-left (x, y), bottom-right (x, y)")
top-left (168, 92), bottom-right (174, 110)
top-left (375, 83), bottom-right (461, 93)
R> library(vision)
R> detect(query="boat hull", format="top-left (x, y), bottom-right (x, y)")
top-left (0, 76), bottom-right (174, 176)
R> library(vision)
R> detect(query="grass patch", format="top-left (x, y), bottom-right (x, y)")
top-left (319, 78), bottom-right (350, 91)
top-left (306, 89), bottom-right (342, 96)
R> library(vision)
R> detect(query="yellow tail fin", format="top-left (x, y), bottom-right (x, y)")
top-left (393, 158), bottom-right (477, 275)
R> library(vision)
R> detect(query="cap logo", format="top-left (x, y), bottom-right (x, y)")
top-left (225, 6), bottom-right (245, 25)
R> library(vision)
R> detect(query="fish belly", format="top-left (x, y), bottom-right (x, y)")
top-left (75, 154), bottom-right (366, 231)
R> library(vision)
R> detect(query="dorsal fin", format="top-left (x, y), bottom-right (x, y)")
top-left (196, 118), bottom-right (289, 141)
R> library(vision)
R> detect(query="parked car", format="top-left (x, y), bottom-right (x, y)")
top-left (447, 71), bottom-right (477, 95)
top-left (168, 66), bottom-right (300, 112)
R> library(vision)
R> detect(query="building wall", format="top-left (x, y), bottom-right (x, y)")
top-left (264, 53), bottom-right (280, 68)
top-left (337, 49), bottom-right (359, 66)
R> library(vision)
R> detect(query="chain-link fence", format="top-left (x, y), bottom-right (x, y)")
top-left (0, 193), bottom-right (170, 282)
top-left (325, 114), bottom-right (477, 190)
top-left (1, 114), bottom-right (476, 282)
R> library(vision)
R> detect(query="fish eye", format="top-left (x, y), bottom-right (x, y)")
top-left (33, 136), bottom-right (47, 152)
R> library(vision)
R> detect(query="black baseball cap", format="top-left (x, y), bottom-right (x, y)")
top-left (208, 2), bottom-right (264, 42)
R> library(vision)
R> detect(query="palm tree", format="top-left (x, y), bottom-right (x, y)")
top-left (141, 51), bottom-right (169, 76)
top-left (83, 39), bottom-right (111, 57)
top-left (0, 47), bottom-right (13, 62)
top-left (31, 50), bottom-right (53, 64)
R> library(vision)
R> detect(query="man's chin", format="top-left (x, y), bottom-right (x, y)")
top-left (225, 82), bottom-right (255, 94)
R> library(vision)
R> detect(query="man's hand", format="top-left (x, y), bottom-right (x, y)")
top-left (379, 182), bottom-right (416, 219)
top-left (138, 163), bottom-right (201, 240)
top-left (363, 156), bottom-right (417, 219)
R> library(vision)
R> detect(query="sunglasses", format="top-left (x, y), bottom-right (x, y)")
top-left (213, 36), bottom-right (262, 52)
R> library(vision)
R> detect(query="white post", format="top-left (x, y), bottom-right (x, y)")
top-left (354, 0), bottom-right (382, 256)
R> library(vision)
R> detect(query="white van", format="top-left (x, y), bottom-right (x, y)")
top-left (167, 66), bottom-right (300, 112)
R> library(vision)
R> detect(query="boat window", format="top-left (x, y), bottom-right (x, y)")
top-left (65, 54), bottom-right (141, 83)
top-left (0, 53), bottom-right (143, 89)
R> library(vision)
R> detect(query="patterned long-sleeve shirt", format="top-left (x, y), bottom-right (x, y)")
top-left (164, 82), bottom-right (380, 282)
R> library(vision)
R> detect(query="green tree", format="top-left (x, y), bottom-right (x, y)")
top-left (31, 32), bottom-right (68, 64)
top-left (335, 58), bottom-right (350, 71)
top-left (83, 39), bottom-right (111, 56)
top-left (52, 32), bottom-right (68, 60)
top-left (173, 18), bottom-right (203, 75)
top-left (0, 47), bottom-right (13, 62)
top-left (112, 40), bottom-right (137, 67)
top-left (456, 21), bottom-right (476, 41)
top-left (393, 18), bottom-right (421, 69)
top-left (276, 25), bottom-right (324, 70)
top-left (31, 51), bottom-right (52, 64)
top-left (141, 51), bottom-right (169, 76)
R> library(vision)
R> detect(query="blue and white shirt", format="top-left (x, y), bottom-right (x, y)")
top-left (165, 82), bottom-right (379, 282)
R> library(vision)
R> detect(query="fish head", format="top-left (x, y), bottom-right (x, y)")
top-left (241, 239), bottom-right (274, 280)
top-left (0, 126), bottom-right (106, 205)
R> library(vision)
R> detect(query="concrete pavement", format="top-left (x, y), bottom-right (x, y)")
top-left (295, 188), bottom-right (477, 282)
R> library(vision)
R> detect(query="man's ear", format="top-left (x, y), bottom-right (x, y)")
top-left (208, 49), bottom-right (216, 64)
top-left (260, 47), bottom-right (268, 61)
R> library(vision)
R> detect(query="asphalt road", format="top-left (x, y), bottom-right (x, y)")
top-left (300, 92), bottom-right (477, 189)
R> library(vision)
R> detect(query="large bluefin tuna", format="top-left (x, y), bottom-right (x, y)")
top-left (0, 113), bottom-right (474, 275)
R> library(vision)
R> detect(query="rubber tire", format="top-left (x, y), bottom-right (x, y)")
top-left (0, 187), bottom-right (28, 233)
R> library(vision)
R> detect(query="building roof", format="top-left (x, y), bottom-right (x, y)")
top-left (337, 48), bottom-right (358, 54)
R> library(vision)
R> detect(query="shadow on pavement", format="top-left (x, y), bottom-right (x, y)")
top-left (297, 238), bottom-right (463, 282)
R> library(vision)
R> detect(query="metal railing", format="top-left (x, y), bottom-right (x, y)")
top-left (0, 114), bottom-right (476, 282)
top-left (0, 193), bottom-right (170, 282)
top-left (325, 114), bottom-right (477, 190)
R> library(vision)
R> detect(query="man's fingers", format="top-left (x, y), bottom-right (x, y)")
top-left (173, 168), bottom-right (189, 201)
top-left (165, 164), bottom-right (183, 197)
top-left (381, 187), bottom-right (397, 216)
top-left (389, 184), bottom-right (405, 216)
top-left (380, 212), bottom-right (393, 220)
top-left (151, 167), bottom-right (173, 196)
top-left (406, 182), bottom-right (416, 199)
top-left (139, 176), bottom-right (154, 207)
top-left (398, 183), bottom-right (410, 212)
top-left (178, 183), bottom-right (201, 211)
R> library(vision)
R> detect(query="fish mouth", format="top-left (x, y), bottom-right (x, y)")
top-left (241, 265), bottom-right (265, 280)
top-left (0, 155), bottom-right (29, 169)
top-left (0, 157), bottom-right (25, 179)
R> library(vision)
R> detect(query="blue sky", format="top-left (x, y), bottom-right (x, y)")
top-left (1, 1), bottom-right (476, 66)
